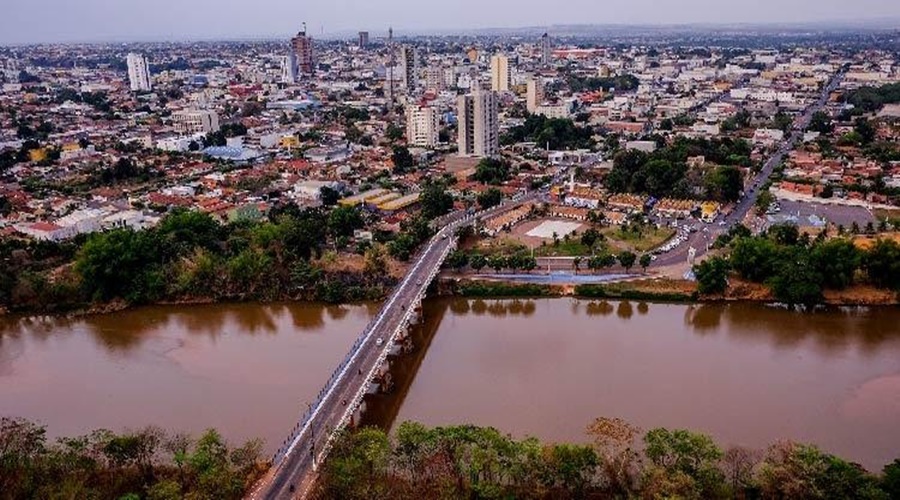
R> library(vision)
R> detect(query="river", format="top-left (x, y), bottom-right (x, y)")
top-left (2, 299), bottom-right (899, 470)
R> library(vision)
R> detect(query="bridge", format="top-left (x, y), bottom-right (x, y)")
top-left (249, 195), bottom-right (537, 499)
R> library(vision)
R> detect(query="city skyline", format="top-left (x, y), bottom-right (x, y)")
top-left (2, 0), bottom-right (899, 45)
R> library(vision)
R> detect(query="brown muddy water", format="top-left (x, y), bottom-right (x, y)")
top-left (2, 299), bottom-right (899, 470)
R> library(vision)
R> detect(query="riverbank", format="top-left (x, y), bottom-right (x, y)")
top-left (3, 269), bottom-right (897, 321)
top-left (439, 274), bottom-right (900, 306)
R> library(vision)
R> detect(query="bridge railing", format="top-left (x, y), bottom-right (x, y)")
top-left (268, 196), bottom-right (536, 467)
top-left (268, 224), bottom-right (463, 466)
top-left (313, 233), bottom-right (458, 465)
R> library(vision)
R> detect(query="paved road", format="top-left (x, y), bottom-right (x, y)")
top-left (250, 195), bottom-right (538, 499)
top-left (650, 71), bottom-right (845, 269)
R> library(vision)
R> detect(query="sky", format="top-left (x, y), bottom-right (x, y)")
top-left (1, 0), bottom-right (898, 45)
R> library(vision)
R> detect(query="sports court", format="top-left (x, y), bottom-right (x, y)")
top-left (526, 220), bottom-right (582, 239)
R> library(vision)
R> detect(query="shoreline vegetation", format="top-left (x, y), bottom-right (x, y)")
top-left (4, 417), bottom-right (899, 499)
top-left (1, 273), bottom-right (897, 320)
top-left (1, 206), bottom-right (898, 319)
top-left (0, 417), bottom-right (266, 500)
top-left (314, 420), bottom-right (900, 499)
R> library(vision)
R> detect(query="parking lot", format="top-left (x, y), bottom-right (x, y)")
top-left (775, 199), bottom-right (875, 227)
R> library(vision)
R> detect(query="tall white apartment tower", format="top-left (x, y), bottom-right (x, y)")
top-left (406, 105), bottom-right (439, 147)
top-left (401, 46), bottom-right (418, 92)
top-left (281, 50), bottom-right (298, 84)
top-left (126, 53), bottom-right (152, 92)
top-left (490, 54), bottom-right (510, 92)
top-left (540, 33), bottom-right (552, 67)
top-left (457, 88), bottom-right (499, 158)
top-left (526, 76), bottom-right (544, 113)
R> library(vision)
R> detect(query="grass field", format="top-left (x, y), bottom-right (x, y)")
top-left (603, 226), bottom-right (676, 253)
top-left (534, 240), bottom-right (594, 257)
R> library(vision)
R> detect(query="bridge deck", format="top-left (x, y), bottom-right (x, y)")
top-left (249, 197), bottom-right (536, 499)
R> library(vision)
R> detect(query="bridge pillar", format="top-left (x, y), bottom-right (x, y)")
top-left (348, 400), bottom-right (366, 429)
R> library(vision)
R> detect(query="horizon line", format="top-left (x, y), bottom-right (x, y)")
top-left (2, 17), bottom-right (898, 48)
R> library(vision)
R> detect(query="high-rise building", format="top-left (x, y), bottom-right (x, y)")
top-left (406, 105), bottom-right (440, 147)
top-left (126, 53), bottom-right (152, 92)
top-left (458, 88), bottom-right (499, 158)
top-left (424, 66), bottom-right (445, 92)
top-left (526, 76), bottom-right (544, 113)
top-left (358, 31), bottom-right (369, 49)
top-left (281, 50), bottom-right (298, 84)
top-left (400, 46), bottom-right (418, 92)
top-left (291, 24), bottom-right (314, 74)
top-left (540, 33), bottom-right (552, 67)
top-left (490, 54), bottom-right (510, 92)
top-left (387, 27), bottom-right (395, 103)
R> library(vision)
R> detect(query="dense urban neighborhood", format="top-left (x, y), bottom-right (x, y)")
top-left (3, 19), bottom-right (900, 500)
top-left (2, 27), bottom-right (900, 313)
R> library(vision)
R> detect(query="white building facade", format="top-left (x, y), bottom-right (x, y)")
top-left (458, 88), bottom-right (499, 158)
top-left (126, 53), bottom-right (152, 92)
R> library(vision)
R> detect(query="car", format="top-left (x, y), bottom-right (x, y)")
top-left (416, 279), bottom-right (422, 286)
top-left (376, 338), bottom-right (384, 346)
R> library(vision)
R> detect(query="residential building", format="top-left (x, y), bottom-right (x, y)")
top-left (281, 51), bottom-right (298, 84)
top-left (490, 54), bottom-right (511, 92)
top-left (424, 66), bottom-right (445, 92)
top-left (358, 31), bottom-right (369, 49)
top-left (173, 109), bottom-right (220, 135)
top-left (540, 33), bottom-right (552, 67)
top-left (401, 46), bottom-right (418, 91)
top-left (126, 53), bottom-right (152, 92)
top-left (526, 77), bottom-right (544, 112)
top-left (458, 88), bottom-right (499, 158)
top-left (406, 105), bottom-right (440, 147)
top-left (291, 25), bottom-right (314, 74)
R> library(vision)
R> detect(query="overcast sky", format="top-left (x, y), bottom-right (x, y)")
top-left (2, 0), bottom-right (898, 44)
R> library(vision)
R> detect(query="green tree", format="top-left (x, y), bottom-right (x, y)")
top-left (882, 459), bottom-right (900, 499)
top-left (705, 165), bottom-right (744, 203)
top-left (807, 111), bottom-right (834, 134)
top-left (75, 229), bottom-right (163, 302)
top-left (643, 428), bottom-right (725, 499)
top-left (694, 256), bottom-right (730, 295)
top-left (419, 181), bottom-right (454, 219)
top-left (391, 145), bottom-right (415, 173)
top-left (730, 237), bottom-right (780, 282)
top-left (865, 239), bottom-right (900, 290)
top-left (472, 158), bottom-right (512, 185)
top-left (768, 224), bottom-right (800, 246)
top-left (470, 254), bottom-right (488, 272)
top-left (386, 123), bottom-right (404, 142)
top-left (580, 228), bottom-right (602, 249)
top-left (810, 239), bottom-right (861, 289)
top-left (767, 247), bottom-right (823, 308)
top-left (617, 251), bottom-right (637, 272)
top-left (639, 253), bottom-right (652, 272)
top-left (320, 186), bottom-right (341, 206)
top-left (476, 188), bottom-right (503, 209)
top-left (445, 251), bottom-right (470, 271)
top-left (327, 205), bottom-right (365, 239)
top-left (854, 118), bottom-right (876, 145)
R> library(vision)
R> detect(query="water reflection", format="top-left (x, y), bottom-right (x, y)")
top-left (585, 301), bottom-right (614, 316)
top-left (447, 299), bottom-right (536, 318)
top-left (616, 301), bottom-right (633, 320)
top-left (0, 301), bottom-right (373, 456)
top-left (396, 298), bottom-right (900, 471)
top-left (683, 304), bottom-right (900, 356)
